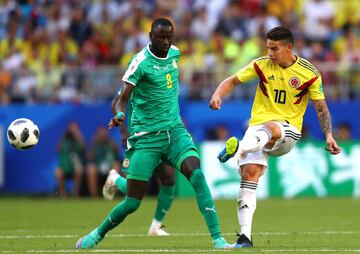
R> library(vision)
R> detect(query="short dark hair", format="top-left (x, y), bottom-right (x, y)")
top-left (151, 18), bottom-right (173, 32)
top-left (266, 27), bottom-right (294, 45)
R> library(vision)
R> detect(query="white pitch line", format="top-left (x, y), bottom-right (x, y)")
top-left (1, 248), bottom-right (360, 253)
top-left (0, 231), bottom-right (359, 239)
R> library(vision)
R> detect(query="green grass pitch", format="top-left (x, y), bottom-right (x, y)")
top-left (0, 197), bottom-right (359, 253)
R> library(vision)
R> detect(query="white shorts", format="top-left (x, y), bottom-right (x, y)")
top-left (237, 122), bottom-right (301, 172)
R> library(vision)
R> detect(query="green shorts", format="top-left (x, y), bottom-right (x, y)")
top-left (122, 125), bottom-right (199, 181)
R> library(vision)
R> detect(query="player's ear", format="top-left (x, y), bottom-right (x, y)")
top-left (287, 43), bottom-right (293, 51)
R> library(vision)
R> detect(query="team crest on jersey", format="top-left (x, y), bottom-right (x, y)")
top-left (172, 60), bottom-right (177, 68)
top-left (289, 77), bottom-right (300, 88)
top-left (122, 158), bottom-right (130, 168)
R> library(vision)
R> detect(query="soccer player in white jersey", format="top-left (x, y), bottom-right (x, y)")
top-left (209, 26), bottom-right (341, 248)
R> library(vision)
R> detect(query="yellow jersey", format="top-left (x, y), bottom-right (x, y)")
top-left (236, 56), bottom-right (325, 131)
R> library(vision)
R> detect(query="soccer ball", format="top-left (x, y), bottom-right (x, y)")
top-left (7, 118), bottom-right (40, 150)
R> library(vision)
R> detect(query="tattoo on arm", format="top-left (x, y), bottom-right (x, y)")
top-left (314, 100), bottom-right (332, 136)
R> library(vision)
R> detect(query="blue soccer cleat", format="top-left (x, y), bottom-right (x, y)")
top-left (75, 229), bottom-right (103, 249)
top-left (217, 137), bottom-right (239, 163)
top-left (212, 237), bottom-right (233, 249)
top-left (232, 233), bottom-right (253, 248)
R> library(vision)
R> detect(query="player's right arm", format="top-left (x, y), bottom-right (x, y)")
top-left (108, 83), bottom-right (134, 130)
top-left (209, 75), bottom-right (241, 110)
top-left (210, 59), bottom-right (259, 110)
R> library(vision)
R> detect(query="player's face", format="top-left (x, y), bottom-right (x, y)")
top-left (149, 24), bottom-right (174, 57)
top-left (266, 39), bottom-right (292, 65)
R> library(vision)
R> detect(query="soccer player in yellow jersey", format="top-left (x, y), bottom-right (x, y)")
top-left (209, 27), bottom-right (341, 248)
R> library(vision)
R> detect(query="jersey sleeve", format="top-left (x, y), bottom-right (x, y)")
top-left (309, 75), bottom-right (325, 100)
top-left (235, 60), bottom-right (258, 83)
top-left (122, 58), bottom-right (144, 86)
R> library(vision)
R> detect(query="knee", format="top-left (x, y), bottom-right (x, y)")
top-left (181, 156), bottom-right (201, 179)
top-left (240, 165), bottom-right (262, 181)
top-left (160, 176), bottom-right (175, 186)
top-left (263, 122), bottom-right (282, 140)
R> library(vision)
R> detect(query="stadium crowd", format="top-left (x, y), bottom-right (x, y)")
top-left (0, 0), bottom-right (359, 103)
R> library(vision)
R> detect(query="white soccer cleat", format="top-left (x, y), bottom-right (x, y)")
top-left (102, 169), bottom-right (118, 200)
top-left (148, 225), bottom-right (170, 236)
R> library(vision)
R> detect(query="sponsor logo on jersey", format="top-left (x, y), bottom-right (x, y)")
top-left (268, 75), bottom-right (275, 81)
top-left (172, 60), bottom-right (177, 68)
top-left (122, 158), bottom-right (130, 168)
top-left (289, 76), bottom-right (300, 88)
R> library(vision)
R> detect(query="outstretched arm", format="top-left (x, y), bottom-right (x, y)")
top-left (209, 74), bottom-right (240, 110)
top-left (312, 99), bottom-right (341, 155)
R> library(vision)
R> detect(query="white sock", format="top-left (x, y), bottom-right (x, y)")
top-left (239, 127), bottom-right (271, 153)
top-left (237, 180), bottom-right (257, 240)
top-left (150, 218), bottom-right (162, 229)
top-left (256, 127), bottom-right (272, 148)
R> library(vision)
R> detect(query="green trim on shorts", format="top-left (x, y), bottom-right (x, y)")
top-left (126, 173), bottom-right (149, 181)
top-left (175, 149), bottom-right (199, 170)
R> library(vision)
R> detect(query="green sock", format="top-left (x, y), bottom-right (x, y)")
top-left (97, 196), bottom-right (141, 237)
top-left (115, 175), bottom-right (127, 194)
top-left (189, 169), bottom-right (221, 240)
top-left (154, 185), bottom-right (175, 222)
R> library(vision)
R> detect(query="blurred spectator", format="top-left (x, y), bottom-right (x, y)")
top-left (86, 126), bottom-right (120, 198)
top-left (266, 0), bottom-right (294, 20)
top-left (51, 29), bottom-right (78, 66)
top-left (1, 47), bottom-right (24, 71)
top-left (216, 0), bottom-right (249, 41)
top-left (294, 36), bottom-right (312, 59)
top-left (88, 0), bottom-right (121, 25)
top-left (45, 1), bottom-right (70, 41)
top-left (56, 55), bottom-right (87, 103)
top-left (301, 0), bottom-right (335, 44)
top-left (0, 67), bottom-right (11, 104)
top-left (206, 124), bottom-right (230, 141)
top-left (9, 67), bottom-right (36, 103)
top-left (335, 122), bottom-right (352, 141)
top-left (333, 23), bottom-right (360, 99)
top-left (193, 0), bottom-right (229, 23)
top-left (55, 122), bottom-right (86, 197)
top-left (0, 21), bottom-right (23, 59)
top-left (0, 0), bottom-right (358, 102)
top-left (248, 4), bottom-right (281, 38)
top-left (68, 8), bottom-right (93, 47)
top-left (0, 0), bottom-right (17, 39)
top-left (190, 7), bottom-right (217, 42)
top-left (0, 86), bottom-right (10, 104)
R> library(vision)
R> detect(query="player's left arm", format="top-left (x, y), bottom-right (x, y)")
top-left (312, 99), bottom-right (341, 155)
